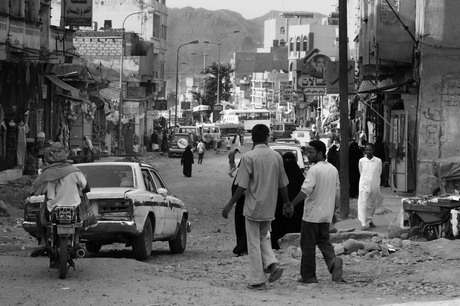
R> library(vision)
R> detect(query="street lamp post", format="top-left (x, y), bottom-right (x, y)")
top-left (118, 10), bottom-right (154, 154)
top-left (175, 40), bottom-right (199, 127)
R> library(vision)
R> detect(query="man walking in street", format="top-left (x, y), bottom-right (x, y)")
top-left (228, 148), bottom-right (239, 177)
top-left (358, 143), bottom-right (384, 230)
top-left (222, 124), bottom-right (291, 290)
top-left (197, 139), bottom-right (205, 164)
top-left (204, 130), bottom-right (213, 150)
top-left (288, 140), bottom-right (343, 284)
top-left (212, 128), bottom-right (221, 150)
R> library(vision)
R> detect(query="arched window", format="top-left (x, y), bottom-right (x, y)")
top-left (289, 38), bottom-right (294, 51)
top-left (302, 37), bottom-right (308, 51)
top-left (280, 27), bottom-right (285, 35)
top-left (296, 36), bottom-right (301, 52)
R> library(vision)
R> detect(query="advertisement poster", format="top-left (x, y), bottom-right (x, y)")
top-left (64, 0), bottom-right (93, 27)
top-left (297, 53), bottom-right (331, 96)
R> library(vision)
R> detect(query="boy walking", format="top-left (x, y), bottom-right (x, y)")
top-left (228, 148), bottom-right (239, 177)
top-left (288, 140), bottom-right (343, 284)
top-left (222, 124), bottom-right (291, 290)
top-left (197, 140), bottom-right (205, 164)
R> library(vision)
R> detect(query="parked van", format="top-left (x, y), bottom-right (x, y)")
top-left (178, 125), bottom-right (200, 137)
top-left (272, 123), bottom-right (297, 140)
top-left (291, 129), bottom-right (312, 148)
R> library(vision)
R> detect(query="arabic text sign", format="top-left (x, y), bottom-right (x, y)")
top-left (65, 0), bottom-right (93, 27)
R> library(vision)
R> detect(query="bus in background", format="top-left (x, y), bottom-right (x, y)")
top-left (220, 109), bottom-right (271, 132)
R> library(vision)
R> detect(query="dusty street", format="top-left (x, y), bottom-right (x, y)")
top-left (1, 144), bottom-right (460, 305)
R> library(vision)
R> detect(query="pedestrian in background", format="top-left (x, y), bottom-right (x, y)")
top-left (83, 136), bottom-right (93, 163)
top-left (288, 140), bottom-right (343, 284)
top-left (180, 145), bottom-right (194, 177)
top-left (197, 139), bottom-right (205, 164)
top-left (327, 139), bottom-right (340, 170)
top-left (222, 124), bottom-right (290, 290)
top-left (228, 148), bottom-right (239, 177)
top-left (204, 130), bottom-right (213, 150)
top-left (358, 143), bottom-right (383, 230)
top-left (212, 128), bottom-right (221, 150)
top-left (226, 137), bottom-right (232, 150)
top-left (232, 132), bottom-right (241, 150)
top-left (349, 140), bottom-right (362, 198)
top-left (150, 130), bottom-right (159, 152)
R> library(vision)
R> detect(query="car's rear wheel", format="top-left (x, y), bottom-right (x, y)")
top-left (169, 217), bottom-right (187, 254)
top-left (85, 242), bottom-right (102, 253)
top-left (132, 218), bottom-right (153, 261)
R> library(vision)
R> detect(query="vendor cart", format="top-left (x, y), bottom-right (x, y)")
top-left (402, 196), bottom-right (460, 240)
top-left (400, 157), bottom-right (460, 240)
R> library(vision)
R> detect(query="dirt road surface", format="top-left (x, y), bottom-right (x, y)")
top-left (1, 143), bottom-right (460, 305)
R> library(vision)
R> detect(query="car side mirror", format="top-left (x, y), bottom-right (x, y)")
top-left (157, 187), bottom-right (168, 196)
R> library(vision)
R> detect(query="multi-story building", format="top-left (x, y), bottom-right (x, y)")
top-left (251, 71), bottom-right (289, 111)
top-left (356, 0), bottom-right (417, 193)
top-left (286, 14), bottom-right (339, 128)
top-left (72, 28), bottom-right (159, 153)
top-left (0, 0), bottom-right (79, 178)
top-left (49, 0), bottom-right (168, 153)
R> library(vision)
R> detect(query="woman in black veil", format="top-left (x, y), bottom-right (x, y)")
top-left (271, 152), bottom-right (305, 249)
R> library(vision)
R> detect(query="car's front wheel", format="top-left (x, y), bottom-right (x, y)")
top-left (169, 217), bottom-right (187, 254)
top-left (132, 218), bottom-right (153, 260)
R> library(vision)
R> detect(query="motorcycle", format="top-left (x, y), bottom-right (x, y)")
top-left (47, 205), bottom-right (86, 279)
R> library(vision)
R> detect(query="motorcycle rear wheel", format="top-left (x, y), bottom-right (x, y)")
top-left (58, 236), bottom-right (68, 279)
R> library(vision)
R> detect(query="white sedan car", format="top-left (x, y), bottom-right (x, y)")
top-left (23, 162), bottom-right (190, 261)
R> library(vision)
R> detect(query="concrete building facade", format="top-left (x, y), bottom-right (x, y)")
top-left (415, 0), bottom-right (460, 194)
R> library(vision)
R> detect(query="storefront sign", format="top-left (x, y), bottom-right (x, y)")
top-left (64, 0), bottom-right (93, 27)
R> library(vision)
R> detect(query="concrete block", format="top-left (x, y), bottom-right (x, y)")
top-left (330, 231), bottom-right (379, 243)
top-left (343, 239), bottom-right (364, 254)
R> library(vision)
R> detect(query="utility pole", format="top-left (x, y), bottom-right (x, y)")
top-left (339, 0), bottom-right (350, 218)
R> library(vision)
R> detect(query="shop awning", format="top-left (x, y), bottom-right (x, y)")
top-left (357, 79), bottom-right (415, 94)
top-left (45, 75), bottom-right (80, 98)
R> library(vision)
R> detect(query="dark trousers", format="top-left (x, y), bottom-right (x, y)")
top-left (198, 152), bottom-right (204, 164)
top-left (300, 221), bottom-right (336, 280)
top-left (232, 184), bottom-right (247, 255)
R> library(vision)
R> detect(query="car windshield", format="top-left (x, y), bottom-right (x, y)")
top-left (77, 165), bottom-right (134, 188)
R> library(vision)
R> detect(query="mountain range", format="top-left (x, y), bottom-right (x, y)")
top-left (164, 7), bottom-right (325, 88)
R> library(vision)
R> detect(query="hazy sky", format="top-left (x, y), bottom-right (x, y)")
top-left (167, 0), bottom-right (339, 19)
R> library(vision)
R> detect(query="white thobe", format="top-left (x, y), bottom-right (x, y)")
top-left (357, 156), bottom-right (383, 227)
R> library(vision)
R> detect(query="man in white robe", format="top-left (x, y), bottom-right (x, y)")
top-left (358, 143), bottom-right (384, 230)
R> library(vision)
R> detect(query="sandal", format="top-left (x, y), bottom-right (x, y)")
top-left (247, 283), bottom-right (267, 290)
top-left (30, 246), bottom-right (49, 258)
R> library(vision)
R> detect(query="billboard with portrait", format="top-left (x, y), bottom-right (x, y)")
top-left (64, 0), bottom-right (93, 27)
top-left (297, 54), bottom-right (331, 95)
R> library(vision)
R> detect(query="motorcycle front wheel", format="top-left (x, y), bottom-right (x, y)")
top-left (58, 236), bottom-right (68, 279)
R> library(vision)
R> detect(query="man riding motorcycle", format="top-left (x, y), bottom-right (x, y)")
top-left (30, 142), bottom-right (93, 257)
